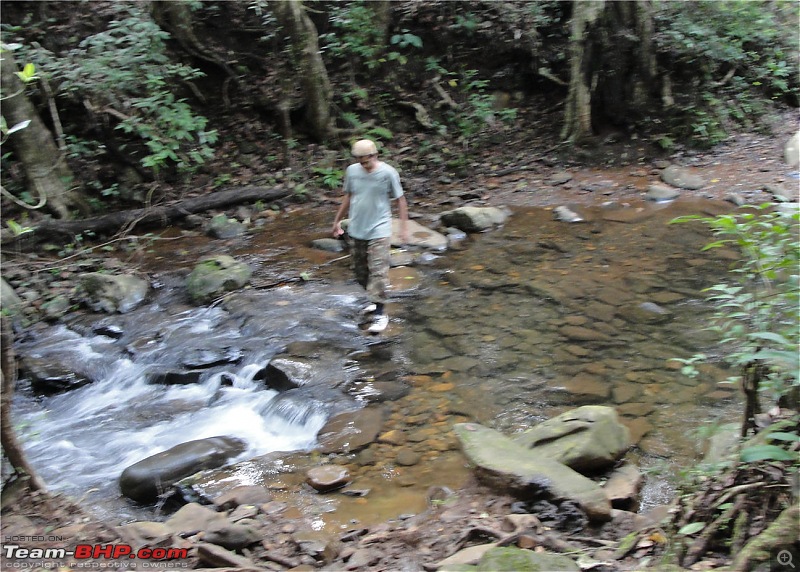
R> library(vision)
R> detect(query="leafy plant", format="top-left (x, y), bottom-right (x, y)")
top-left (5, 220), bottom-right (33, 236)
top-left (17, 5), bottom-right (217, 175)
top-left (671, 204), bottom-right (800, 432)
top-left (312, 166), bottom-right (344, 189)
top-left (321, 1), bottom-right (421, 70)
top-left (653, 0), bottom-right (799, 145)
top-left (424, 58), bottom-right (517, 148)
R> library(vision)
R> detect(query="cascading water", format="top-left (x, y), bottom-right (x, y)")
top-left (11, 282), bottom-right (376, 521)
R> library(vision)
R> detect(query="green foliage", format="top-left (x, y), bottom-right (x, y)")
top-left (340, 113), bottom-right (393, 145)
top-left (312, 166), bottom-right (344, 189)
top-left (671, 204), bottom-right (800, 406)
top-left (654, 0), bottom-right (799, 145)
top-left (390, 30), bottom-right (423, 51)
top-left (321, 1), bottom-right (421, 70)
top-left (18, 4), bottom-right (217, 175)
top-left (5, 220), bottom-right (33, 236)
top-left (424, 58), bottom-right (517, 148)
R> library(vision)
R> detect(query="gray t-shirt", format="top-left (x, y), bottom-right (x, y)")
top-left (343, 161), bottom-right (404, 240)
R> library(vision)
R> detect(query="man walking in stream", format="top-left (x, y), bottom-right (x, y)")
top-left (332, 139), bottom-right (409, 333)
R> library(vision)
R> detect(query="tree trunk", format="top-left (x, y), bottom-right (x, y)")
top-left (371, 1), bottom-right (393, 46)
top-left (1, 315), bottom-right (47, 491)
top-left (0, 50), bottom-right (85, 219)
top-left (561, 0), bottom-right (605, 143)
top-left (151, 1), bottom-right (237, 81)
top-left (273, 0), bottom-right (333, 143)
top-left (561, 0), bottom-right (657, 143)
top-left (0, 185), bottom-right (291, 245)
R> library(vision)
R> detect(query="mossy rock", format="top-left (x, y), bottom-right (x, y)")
top-left (186, 255), bottom-right (252, 304)
top-left (477, 547), bottom-right (579, 571)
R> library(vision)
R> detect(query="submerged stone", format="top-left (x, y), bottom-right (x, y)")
top-left (119, 436), bottom-right (247, 503)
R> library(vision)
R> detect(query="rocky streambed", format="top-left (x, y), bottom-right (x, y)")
top-left (3, 139), bottom-right (798, 570)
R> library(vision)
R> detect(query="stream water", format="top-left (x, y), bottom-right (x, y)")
top-left (12, 199), bottom-right (744, 533)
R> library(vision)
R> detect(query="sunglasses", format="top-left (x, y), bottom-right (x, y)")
top-left (353, 153), bottom-right (376, 159)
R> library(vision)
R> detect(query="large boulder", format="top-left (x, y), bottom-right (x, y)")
top-left (79, 272), bottom-right (149, 313)
top-left (392, 218), bottom-right (448, 250)
top-left (440, 206), bottom-right (509, 233)
top-left (186, 255), bottom-right (252, 304)
top-left (513, 406), bottom-right (630, 473)
top-left (454, 423), bottom-right (611, 521)
top-left (120, 436), bottom-right (247, 503)
top-left (660, 165), bottom-right (705, 190)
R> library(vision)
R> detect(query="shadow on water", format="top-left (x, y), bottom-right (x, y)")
top-left (12, 199), bottom-right (744, 532)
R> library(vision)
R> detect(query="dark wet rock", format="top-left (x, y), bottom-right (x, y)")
top-left (207, 215), bottom-right (247, 239)
top-left (186, 255), bottom-right (252, 304)
top-left (521, 499), bottom-right (589, 534)
top-left (180, 346), bottom-right (243, 368)
top-left (19, 354), bottom-right (93, 394)
top-left (306, 465), bottom-right (350, 492)
top-left (263, 357), bottom-right (315, 390)
top-left (440, 206), bottom-right (510, 233)
top-left (145, 368), bottom-right (204, 385)
top-left (79, 272), bottom-right (149, 313)
top-left (316, 405), bottom-right (386, 454)
top-left (454, 423), bottom-right (611, 521)
top-left (92, 322), bottom-right (124, 339)
top-left (119, 436), bottom-right (247, 503)
top-left (660, 164), bottom-right (705, 190)
top-left (513, 406), bottom-right (630, 473)
top-left (346, 380), bottom-right (410, 403)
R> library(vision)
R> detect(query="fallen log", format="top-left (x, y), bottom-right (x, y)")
top-left (1, 186), bottom-right (291, 245)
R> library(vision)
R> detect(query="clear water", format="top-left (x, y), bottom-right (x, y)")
top-left (12, 200), bottom-right (744, 529)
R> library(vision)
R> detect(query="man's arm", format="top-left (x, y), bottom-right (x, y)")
top-left (332, 193), bottom-right (351, 237)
